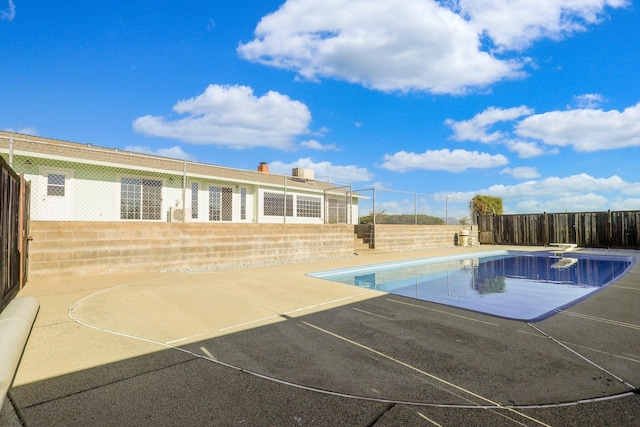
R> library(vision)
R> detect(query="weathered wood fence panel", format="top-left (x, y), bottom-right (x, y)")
top-left (610, 211), bottom-right (640, 248)
top-left (478, 210), bottom-right (640, 249)
top-left (0, 156), bottom-right (30, 313)
top-left (476, 215), bottom-right (495, 244)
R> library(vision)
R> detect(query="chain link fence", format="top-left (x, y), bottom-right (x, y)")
top-left (0, 133), bottom-right (360, 224)
top-left (354, 188), bottom-right (473, 225)
top-left (8, 158), bottom-right (262, 223)
top-left (2, 134), bottom-right (474, 226)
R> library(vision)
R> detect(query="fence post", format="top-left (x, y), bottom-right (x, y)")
top-left (470, 200), bottom-right (474, 225)
top-left (445, 196), bottom-right (448, 225)
top-left (348, 185), bottom-right (352, 225)
top-left (543, 212), bottom-right (549, 246)
top-left (18, 175), bottom-right (30, 288)
top-left (414, 192), bottom-right (417, 225)
top-left (8, 134), bottom-right (13, 167)
top-left (283, 175), bottom-right (287, 224)
top-left (372, 188), bottom-right (376, 225)
top-left (608, 209), bottom-right (612, 248)
top-left (181, 161), bottom-right (186, 222)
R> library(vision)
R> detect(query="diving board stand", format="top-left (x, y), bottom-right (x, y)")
top-left (549, 243), bottom-right (579, 257)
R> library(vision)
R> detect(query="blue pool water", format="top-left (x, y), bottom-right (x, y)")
top-left (309, 251), bottom-right (634, 321)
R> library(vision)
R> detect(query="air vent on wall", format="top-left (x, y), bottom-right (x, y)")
top-left (168, 207), bottom-right (191, 222)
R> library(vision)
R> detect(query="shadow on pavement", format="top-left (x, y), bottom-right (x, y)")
top-left (10, 295), bottom-right (640, 426)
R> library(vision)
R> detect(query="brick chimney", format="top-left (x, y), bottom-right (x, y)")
top-left (258, 162), bottom-right (269, 174)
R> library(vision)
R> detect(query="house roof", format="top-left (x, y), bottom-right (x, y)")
top-left (0, 131), bottom-right (362, 197)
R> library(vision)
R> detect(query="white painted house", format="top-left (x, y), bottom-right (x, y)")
top-left (0, 132), bottom-right (360, 224)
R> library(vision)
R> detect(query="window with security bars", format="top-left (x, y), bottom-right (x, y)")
top-left (296, 195), bottom-right (322, 218)
top-left (47, 173), bottom-right (65, 196)
top-left (327, 197), bottom-right (347, 224)
top-left (240, 187), bottom-right (247, 220)
top-left (264, 192), bottom-right (293, 216)
top-left (120, 178), bottom-right (162, 220)
top-left (191, 182), bottom-right (198, 219)
top-left (209, 186), bottom-right (233, 221)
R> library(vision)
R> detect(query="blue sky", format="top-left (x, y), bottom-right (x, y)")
top-left (2, 0), bottom-right (640, 215)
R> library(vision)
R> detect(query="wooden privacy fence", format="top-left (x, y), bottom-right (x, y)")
top-left (1, 156), bottom-right (30, 312)
top-left (477, 210), bottom-right (640, 249)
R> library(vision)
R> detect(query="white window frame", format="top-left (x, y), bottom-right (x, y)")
top-left (119, 175), bottom-right (164, 221)
top-left (46, 172), bottom-right (66, 196)
top-left (38, 166), bottom-right (75, 221)
top-left (258, 189), bottom-right (324, 223)
top-left (296, 195), bottom-right (322, 218)
top-left (326, 196), bottom-right (348, 224)
top-left (190, 181), bottom-right (199, 220)
top-left (208, 185), bottom-right (233, 221)
top-left (240, 187), bottom-right (247, 221)
top-left (263, 191), bottom-right (293, 217)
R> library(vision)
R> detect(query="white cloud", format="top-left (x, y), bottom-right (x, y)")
top-left (500, 166), bottom-right (540, 179)
top-left (513, 193), bottom-right (609, 213)
top-left (445, 106), bottom-right (559, 159)
top-left (446, 106), bottom-right (534, 142)
top-left (459, 0), bottom-right (628, 50)
top-left (504, 140), bottom-right (554, 158)
top-left (3, 126), bottom-right (37, 135)
top-left (493, 174), bottom-right (627, 199)
top-left (269, 157), bottom-right (374, 183)
top-left (380, 149), bottom-right (508, 173)
top-left (239, 0), bottom-right (522, 94)
top-left (1, 0), bottom-right (15, 21)
top-left (447, 101), bottom-right (640, 155)
top-left (123, 145), bottom-right (196, 161)
top-left (132, 84), bottom-right (311, 150)
top-left (374, 201), bottom-right (406, 215)
top-left (572, 93), bottom-right (606, 109)
top-left (313, 126), bottom-right (330, 136)
top-left (371, 181), bottom-right (390, 190)
top-left (299, 139), bottom-right (339, 151)
top-left (620, 183), bottom-right (640, 196)
top-left (515, 102), bottom-right (640, 151)
top-left (610, 198), bottom-right (640, 210)
top-left (238, 0), bottom-right (625, 94)
top-left (444, 173), bottom-right (638, 213)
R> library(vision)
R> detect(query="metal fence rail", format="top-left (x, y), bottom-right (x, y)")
top-left (354, 188), bottom-right (473, 225)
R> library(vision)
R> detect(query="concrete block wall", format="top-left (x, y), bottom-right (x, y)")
top-left (28, 221), bottom-right (355, 278)
top-left (361, 224), bottom-right (478, 252)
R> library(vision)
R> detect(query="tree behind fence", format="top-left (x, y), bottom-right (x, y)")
top-left (355, 188), bottom-right (472, 225)
top-left (477, 211), bottom-right (640, 249)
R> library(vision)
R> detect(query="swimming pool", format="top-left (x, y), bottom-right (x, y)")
top-left (309, 251), bottom-right (634, 321)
